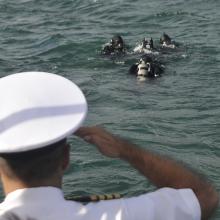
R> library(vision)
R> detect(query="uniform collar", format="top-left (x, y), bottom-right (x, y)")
top-left (2, 187), bottom-right (65, 205)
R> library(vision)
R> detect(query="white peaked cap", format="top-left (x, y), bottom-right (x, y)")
top-left (0, 72), bottom-right (87, 153)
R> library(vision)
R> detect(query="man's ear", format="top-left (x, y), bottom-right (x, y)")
top-left (0, 158), bottom-right (6, 177)
top-left (62, 144), bottom-right (70, 171)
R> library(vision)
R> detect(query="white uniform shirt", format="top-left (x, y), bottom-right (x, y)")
top-left (0, 187), bottom-right (201, 220)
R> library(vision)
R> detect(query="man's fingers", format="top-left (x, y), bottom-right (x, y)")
top-left (74, 127), bottom-right (104, 145)
top-left (75, 126), bottom-right (121, 158)
top-left (75, 126), bottom-right (119, 150)
top-left (74, 127), bottom-right (95, 138)
top-left (75, 126), bottom-right (111, 140)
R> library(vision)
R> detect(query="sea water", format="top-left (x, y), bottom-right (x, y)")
top-left (0, 0), bottom-right (219, 218)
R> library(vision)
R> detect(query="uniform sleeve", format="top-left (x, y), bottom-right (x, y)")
top-left (84, 188), bottom-right (201, 220)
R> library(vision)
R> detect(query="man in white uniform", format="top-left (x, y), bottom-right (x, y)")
top-left (0, 72), bottom-right (218, 220)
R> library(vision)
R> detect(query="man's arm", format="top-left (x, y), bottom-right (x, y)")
top-left (75, 126), bottom-right (219, 220)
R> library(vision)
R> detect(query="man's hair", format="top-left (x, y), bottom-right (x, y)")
top-left (0, 139), bottom-right (67, 183)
